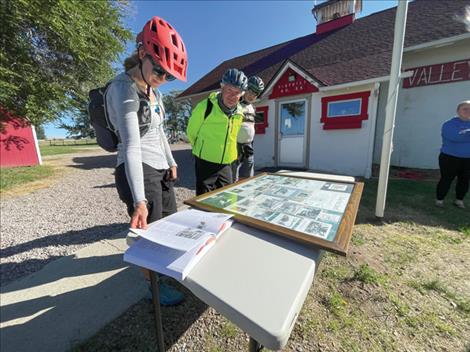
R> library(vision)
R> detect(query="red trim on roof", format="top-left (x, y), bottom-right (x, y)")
top-left (316, 14), bottom-right (355, 34)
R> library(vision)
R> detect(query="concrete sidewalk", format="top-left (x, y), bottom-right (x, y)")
top-left (0, 233), bottom-right (147, 352)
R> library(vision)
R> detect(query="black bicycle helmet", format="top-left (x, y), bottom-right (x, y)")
top-left (247, 76), bottom-right (264, 95)
top-left (221, 68), bottom-right (248, 91)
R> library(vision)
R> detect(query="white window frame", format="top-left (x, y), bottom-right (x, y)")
top-left (327, 98), bottom-right (362, 118)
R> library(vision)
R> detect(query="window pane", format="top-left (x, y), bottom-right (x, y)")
top-left (280, 101), bottom-right (305, 136)
top-left (255, 111), bottom-right (265, 124)
top-left (328, 99), bottom-right (361, 117)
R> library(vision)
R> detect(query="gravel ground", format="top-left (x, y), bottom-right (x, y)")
top-left (1, 143), bottom-right (272, 352)
top-left (0, 144), bottom-right (196, 286)
top-left (2, 143), bottom-right (265, 351)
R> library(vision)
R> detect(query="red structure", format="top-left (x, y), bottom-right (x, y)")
top-left (320, 91), bottom-right (371, 130)
top-left (269, 68), bottom-right (319, 99)
top-left (0, 108), bottom-right (41, 168)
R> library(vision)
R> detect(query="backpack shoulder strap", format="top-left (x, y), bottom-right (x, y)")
top-left (155, 89), bottom-right (165, 118)
top-left (102, 81), bottom-right (115, 132)
top-left (193, 97), bottom-right (213, 143)
top-left (204, 98), bottom-right (213, 120)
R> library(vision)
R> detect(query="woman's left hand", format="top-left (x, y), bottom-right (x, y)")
top-left (169, 166), bottom-right (177, 181)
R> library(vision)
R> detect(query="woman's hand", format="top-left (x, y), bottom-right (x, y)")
top-left (130, 201), bottom-right (148, 229)
top-left (169, 165), bottom-right (177, 181)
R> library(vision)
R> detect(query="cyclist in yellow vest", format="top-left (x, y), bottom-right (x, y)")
top-left (187, 68), bottom-right (248, 195)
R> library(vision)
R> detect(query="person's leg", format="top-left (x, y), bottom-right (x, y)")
top-left (195, 157), bottom-right (223, 195)
top-left (436, 153), bottom-right (459, 202)
top-left (158, 169), bottom-right (184, 305)
top-left (160, 171), bottom-right (177, 218)
top-left (141, 164), bottom-right (184, 305)
top-left (215, 164), bottom-right (233, 189)
top-left (114, 163), bottom-right (135, 217)
top-left (238, 153), bottom-right (254, 179)
top-left (232, 159), bottom-right (240, 183)
top-left (455, 157), bottom-right (470, 203)
top-left (238, 142), bottom-right (254, 179)
top-left (142, 163), bottom-right (164, 224)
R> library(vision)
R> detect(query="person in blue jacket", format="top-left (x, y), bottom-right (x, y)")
top-left (435, 100), bottom-right (470, 208)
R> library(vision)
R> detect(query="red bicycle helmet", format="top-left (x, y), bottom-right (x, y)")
top-left (136, 16), bottom-right (187, 82)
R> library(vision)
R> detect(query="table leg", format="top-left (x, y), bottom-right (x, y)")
top-left (248, 337), bottom-right (263, 352)
top-left (149, 271), bottom-right (165, 352)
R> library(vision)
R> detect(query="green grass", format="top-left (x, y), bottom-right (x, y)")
top-left (407, 278), bottom-right (470, 314)
top-left (361, 179), bottom-right (469, 229)
top-left (220, 321), bottom-right (239, 339)
top-left (352, 264), bottom-right (387, 285)
top-left (327, 291), bottom-right (348, 317)
top-left (39, 144), bottom-right (95, 156)
top-left (68, 177), bottom-right (470, 352)
top-left (0, 165), bottom-right (55, 192)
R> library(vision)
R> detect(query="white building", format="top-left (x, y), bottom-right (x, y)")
top-left (178, 0), bottom-right (470, 177)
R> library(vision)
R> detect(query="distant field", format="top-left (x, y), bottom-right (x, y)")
top-left (38, 138), bottom-right (97, 146)
top-left (39, 144), bottom-right (98, 156)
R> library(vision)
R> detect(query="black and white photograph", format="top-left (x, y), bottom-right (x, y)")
top-left (296, 206), bottom-right (321, 219)
top-left (176, 228), bottom-right (206, 240)
top-left (316, 211), bottom-right (342, 224)
top-left (271, 213), bottom-right (303, 228)
top-left (303, 220), bottom-right (332, 239)
top-left (249, 209), bottom-right (278, 222)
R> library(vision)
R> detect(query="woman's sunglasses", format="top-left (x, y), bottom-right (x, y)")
top-left (148, 57), bottom-right (175, 81)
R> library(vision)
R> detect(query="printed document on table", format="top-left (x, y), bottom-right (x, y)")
top-left (129, 209), bottom-right (233, 252)
top-left (124, 237), bottom-right (215, 281)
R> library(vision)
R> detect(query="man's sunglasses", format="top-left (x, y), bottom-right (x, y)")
top-left (148, 57), bottom-right (175, 81)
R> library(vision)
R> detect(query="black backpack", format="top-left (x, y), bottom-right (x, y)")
top-left (88, 79), bottom-right (154, 152)
top-left (88, 83), bottom-right (119, 152)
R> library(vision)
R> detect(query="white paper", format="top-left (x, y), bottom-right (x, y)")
top-left (124, 238), bottom-right (216, 281)
top-left (129, 209), bottom-right (232, 251)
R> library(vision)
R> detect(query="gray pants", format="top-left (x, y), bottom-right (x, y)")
top-left (232, 143), bottom-right (254, 182)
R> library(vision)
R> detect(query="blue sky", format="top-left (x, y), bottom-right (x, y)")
top-left (45, 0), bottom-right (397, 138)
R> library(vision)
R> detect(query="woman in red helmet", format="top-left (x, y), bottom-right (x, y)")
top-left (106, 16), bottom-right (187, 305)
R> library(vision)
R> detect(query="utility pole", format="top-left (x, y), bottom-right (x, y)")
top-left (375, 0), bottom-right (409, 218)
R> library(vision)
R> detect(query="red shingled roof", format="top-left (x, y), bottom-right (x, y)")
top-left (178, 0), bottom-right (469, 98)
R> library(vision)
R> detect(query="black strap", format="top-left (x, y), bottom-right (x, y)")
top-left (204, 99), bottom-right (213, 120)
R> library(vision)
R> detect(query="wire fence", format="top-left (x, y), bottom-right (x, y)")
top-left (44, 138), bottom-right (97, 146)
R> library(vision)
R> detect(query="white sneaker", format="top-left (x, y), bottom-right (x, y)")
top-left (435, 200), bottom-right (444, 208)
top-left (454, 200), bottom-right (465, 209)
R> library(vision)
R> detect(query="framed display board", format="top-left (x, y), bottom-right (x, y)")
top-left (184, 173), bottom-right (364, 256)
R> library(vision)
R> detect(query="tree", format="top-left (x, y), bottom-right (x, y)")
top-left (285, 102), bottom-right (305, 118)
top-left (35, 124), bottom-right (46, 140)
top-left (162, 91), bottom-right (192, 142)
top-left (0, 0), bottom-right (132, 128)
top-left (58, 109), bottom-right (95, 139)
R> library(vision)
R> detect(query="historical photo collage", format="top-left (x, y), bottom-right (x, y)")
top-left (199, 174), bottom-right (354, 242)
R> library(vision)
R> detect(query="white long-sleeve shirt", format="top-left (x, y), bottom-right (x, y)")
top-left (106, 72), bottom-right (176, 205)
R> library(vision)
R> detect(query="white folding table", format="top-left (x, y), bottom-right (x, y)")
top-left (129, 171), bottom-right (355, 351)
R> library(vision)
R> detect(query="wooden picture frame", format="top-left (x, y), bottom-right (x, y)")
top-left (184, 173), bottom-right (363, 256)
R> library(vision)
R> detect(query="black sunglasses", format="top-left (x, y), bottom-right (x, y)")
top-left (148, 57), bottom-right (175, 81)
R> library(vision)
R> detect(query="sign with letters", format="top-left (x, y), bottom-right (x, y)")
top-left (269, 68), bottom-right (319, 99)
top-left (403, 59), bottom-right (470, 89)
